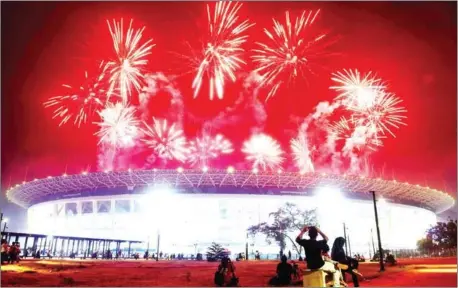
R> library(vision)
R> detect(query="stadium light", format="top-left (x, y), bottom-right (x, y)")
top-left (202, 166), bottom-right (208, 173)
top-left (316, 186), bottom-right (344, 201)
top-left (227, 166), bottom-right (235, 174)
top-left (177, 167), bottom-right (184, 173)
top-left (252, 168), bottom-right (258, 174)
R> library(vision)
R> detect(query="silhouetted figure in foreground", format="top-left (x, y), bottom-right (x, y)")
top-left (296, 226), bottom-right (341, 287)
top-left (269, 255), bottom-right (293, 286)
top-left (214, 257), bottom-right (239, 287)
top-left (331, 237), bottom-right (361, 287)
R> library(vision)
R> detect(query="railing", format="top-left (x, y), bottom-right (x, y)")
top-left (389, 247), bottom-right (457, 258)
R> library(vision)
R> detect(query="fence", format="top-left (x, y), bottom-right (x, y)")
top-left (389, 247), bottom-right (457, 259)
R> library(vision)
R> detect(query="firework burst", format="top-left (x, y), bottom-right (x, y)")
top-left (330, 69), bottom-right (407, 137)
top-left (105, 19), bottom-right (155, 103)
top-left (187, 134), bottom-right (233, 167)
top-left (350, 91), bottom-right (407, 138)
top-left (328, 117), bottom-right (384, 151)
top-left (94, 102), bottom-right (140, 148)
top-left (192, 1), bottom-right (254, 100)
top-left (330, 69), bottom-right (386, 110)
top-left (290, 133), bottom-right (315, 173)
top-left (142, 118), bottom-right (188, 162)
top-left (252, 10), bottom-right (326, 101)
top-left (242, 133), bottom-right (284, 171)
top-left (44, 68), bottom-right (108, 127)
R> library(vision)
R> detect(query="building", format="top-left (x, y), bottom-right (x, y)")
top-left (7, 168), bottom-right (455, 258)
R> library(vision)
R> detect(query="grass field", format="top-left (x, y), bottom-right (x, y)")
top-left (1, 257), bottom-right (456, 286)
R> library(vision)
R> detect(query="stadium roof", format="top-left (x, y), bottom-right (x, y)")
top-left (6, 169), bottom-right (455, 213)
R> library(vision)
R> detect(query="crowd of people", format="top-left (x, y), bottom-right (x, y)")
top-left (1, 239), bottom-right (21, 265)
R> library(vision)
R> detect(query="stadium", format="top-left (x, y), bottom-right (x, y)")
top-left (6, 168), bottom-right (455, 258)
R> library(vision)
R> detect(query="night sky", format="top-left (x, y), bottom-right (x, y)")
top-left (1, 1), bottom-right (457, 231)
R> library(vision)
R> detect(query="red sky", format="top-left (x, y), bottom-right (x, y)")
top-left (1, 1), bottom-right (456, 228)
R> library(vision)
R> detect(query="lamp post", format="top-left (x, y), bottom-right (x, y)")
top-left (343, 223), bottom-right (349, 255)
top-left (2, 217), bottom-right (8, 233)
top-left (245, 232), bottom-right (249, 260)
top-left (156, 229), bottom-right (160, 262)
top-left (371, 229), bottom-right (376, 256)
top-left (348, 232), bottom-right (352, 257)
top-left (370, 190), bottom-right (385, 272)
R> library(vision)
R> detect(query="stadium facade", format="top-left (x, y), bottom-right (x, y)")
top-left (7, 169), bottom-right (455, 258)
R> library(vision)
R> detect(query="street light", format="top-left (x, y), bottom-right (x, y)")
top-left (370, 190), bottom-right (385, 272)
top-left (2, 218), bottom-right (8, 233)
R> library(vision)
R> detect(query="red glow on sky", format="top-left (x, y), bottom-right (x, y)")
top-left (1, 1), bottom-right (456, 200)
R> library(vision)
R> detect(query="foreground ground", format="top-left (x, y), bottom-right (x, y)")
top-left (1, 257), bottom-right (456, 286)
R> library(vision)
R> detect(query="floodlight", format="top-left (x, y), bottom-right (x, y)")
top-left (227, 166), bottom-right (235, 174)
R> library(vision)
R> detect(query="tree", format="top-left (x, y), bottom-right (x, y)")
top-left (416, 238), bottom-right (435, 252)
top-left (247, 202), bottom-right (317, 256)
top-left (206, 242), bottom-right (227, 262)
top-left (417, 219), bottom-right (457, 250)
top-left (426, 219), bottom-right (457, 249)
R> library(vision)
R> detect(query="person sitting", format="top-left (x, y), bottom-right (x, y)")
top-left (269, 255), bottom-right (293, 286)
top-left (296, 226), bottom-right (341, 287)
top-left (331, 237), bottom-right (362, 287)
top-left (214, 256), bottom-right (239, 287)
top-left (291, 261), bottom-right (301, 280)
top-left (1, 240), bottom-right (9, 265)
top-left (385, 253), bottom-right (397, 266)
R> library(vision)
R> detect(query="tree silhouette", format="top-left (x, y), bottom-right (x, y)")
top-left (247, 202), bottom-right (317, 256)
top-left (417, 218), bottom-right (457, 250)
top-left (206, 242), bottom-right (227, 261)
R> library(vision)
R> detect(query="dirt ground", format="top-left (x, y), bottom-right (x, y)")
top-left (1, 257), bottom-right (456, 287)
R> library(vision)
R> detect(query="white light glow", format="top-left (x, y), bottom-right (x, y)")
top-left (27, 193), bottom-right (437, 258)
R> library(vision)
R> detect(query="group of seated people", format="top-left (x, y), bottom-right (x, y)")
top-left (270, 226), bottom-right (363, 287)
top-left (295, 226), bottom-right (362, 287)
top-left (213, 225), bottom-right (362, 287)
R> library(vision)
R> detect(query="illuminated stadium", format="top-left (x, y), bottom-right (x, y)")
top-left (6, 168), bottom-right (455, 257)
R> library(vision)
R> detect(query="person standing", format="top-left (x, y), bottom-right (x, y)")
top-left (296, 226), bottom-right (341, 287)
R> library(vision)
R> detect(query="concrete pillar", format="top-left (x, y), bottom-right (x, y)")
top-left (71, 239), bottom-right (75, 253)
top-left (66, 239), bottom-right (71, 256)
top-left (43, 237), bottom-right (48, 252)
top-left (22, 236), bottom-right (29, 256)
top-left (32, 237), bottom-right (38, 253)
top-left (128, 242), bottom-right (132, 258)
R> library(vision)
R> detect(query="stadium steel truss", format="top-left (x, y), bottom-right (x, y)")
top-left (6, 169), bottom-right (455, 213)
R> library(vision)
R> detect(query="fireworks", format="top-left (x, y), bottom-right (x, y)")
top-left (252, 10), bottom-right (326, 101)
top-left (187, 134), bottom-right (234, 167)
top-left (94, 102), bottom-right (140, 148)
top-left (242, 134), bottom-right (284, 171)
top-left (350, 91), bottom-right (407, 138)
top-left (43, 70), bottom-right (107, 127)
top-left (330, 69), bottom-right (385, 110)
top-left (290, 133), bottom-right (315, 173)
top-left (105, 19), bottom-right (155, 103)
top-left (192, 1), bottom-right (254, 100)
top-left (142, 118), bottom-right (188, 162)
top-left (328, 117), bottom-right (384, 151)
top-left (330, 69), bottom-right (407, 138)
